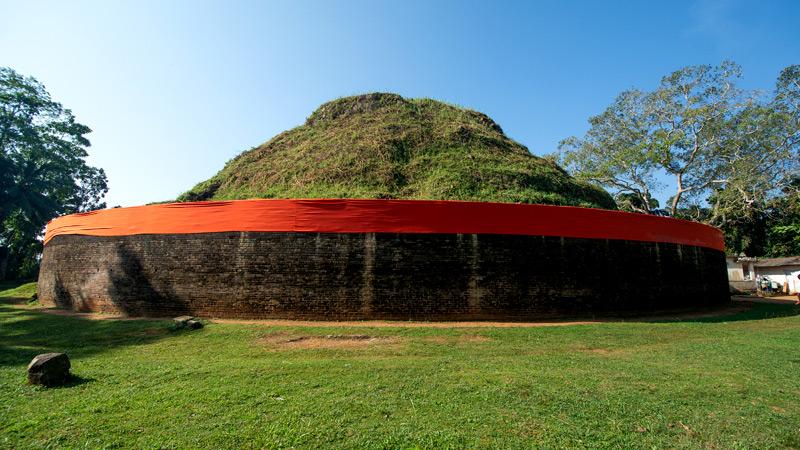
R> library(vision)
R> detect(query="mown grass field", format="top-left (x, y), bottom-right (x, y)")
top-left (1, 281), bottom-right (799, 448)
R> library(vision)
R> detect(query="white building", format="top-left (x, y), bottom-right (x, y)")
top-left (726, 255), bottom-right (800, 294)
top-left (753, 256), bottom-right (800, 295)
top-left (726, 255), bottom-right (757, 291)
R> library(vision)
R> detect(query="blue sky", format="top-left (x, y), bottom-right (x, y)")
top-left (1, 0), bottom-right (798, 207)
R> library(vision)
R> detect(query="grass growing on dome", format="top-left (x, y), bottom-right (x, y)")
top-left (1, 282), bottom-right (800, 448)
top-left (177, 93), bottom-right (616, 209)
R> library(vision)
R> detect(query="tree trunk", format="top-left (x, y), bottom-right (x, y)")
top-left (641, 189), bottom-right (653, 214)
top-left (0, 246), bottom-right (8, 281)
top-left (671, 174), bottom-right (684, 214)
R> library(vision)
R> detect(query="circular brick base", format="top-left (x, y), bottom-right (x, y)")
top-left (37, 232), bottom-right (729, 320)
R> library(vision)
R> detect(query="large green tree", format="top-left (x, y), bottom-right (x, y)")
top-left (0, 67), bottom-right (107, 279)
top-left (763, 178), bottom-right (800, 257)
top-left (557, 62), bottom-right (799, 237)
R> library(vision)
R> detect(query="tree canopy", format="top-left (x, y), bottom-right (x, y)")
top-left (0, 67), bottom-right (107, 279)
top-left (557, 62), bottom-right (800, 255)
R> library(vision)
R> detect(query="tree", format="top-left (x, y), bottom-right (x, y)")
top-left (764, 178), bottom-right (800, 257)
top-left (557, 90), bottom-right (663, 214)
top-left (707, 66), bottom-right (800, 226)
top-left (614, 192), bottom-right (662, 214)
top-left (0, 67), bottom-right (107, 279)
top-left (557, 62), bottom-right (800, 232)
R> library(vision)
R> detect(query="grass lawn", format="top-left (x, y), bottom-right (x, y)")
top-left (0, 281), bottom-right (36, 302)
top-left (1, 283), bottom-right (799, 448)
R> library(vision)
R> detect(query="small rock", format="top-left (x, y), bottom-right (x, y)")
top-left (173, 316), bottom-right (203, 330)
top-left (185, 319), bottom-right (203, 329)
top-left (173, 315), bottom-right (194, 326)
top-left (27, 353), bottom-right (70, 387)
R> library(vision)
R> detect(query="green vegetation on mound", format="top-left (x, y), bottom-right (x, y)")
top-left (179, 93), bottom-right (615, 208)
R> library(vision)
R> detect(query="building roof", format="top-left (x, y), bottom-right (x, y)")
top-left (754, 256), bottom-right (800, 267)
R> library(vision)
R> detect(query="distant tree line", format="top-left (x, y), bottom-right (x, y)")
top-left (556, 62), bottom-right (800, 257)
top-left (0, 67), bottom-right (107, 280)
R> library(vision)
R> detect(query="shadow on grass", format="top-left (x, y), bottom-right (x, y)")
top-left (644, 302), bottom-right (800, 324)
top-left (0, 301), bottom-right (178, 369)
top-left (29, 373), bottom-right (98, 390)
top-left (58, 373), bottom-right (96, 388)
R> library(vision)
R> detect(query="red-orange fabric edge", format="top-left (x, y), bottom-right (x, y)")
top-left (43, 199), bottom-right (725, 251)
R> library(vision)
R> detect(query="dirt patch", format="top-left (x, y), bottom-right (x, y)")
top-left (223, 319), bottom-right (599, 328)
top-left (460, 334), bottom-right (492, 343)
top-left (258, 332), bottom-right (402, 350)
top-left (733, 295), bottom-right (799, 305)
top-left (424, 334), bottom-right (493, 345)
top-left (125, 328), bottom-right (169, 337)
top-left (34, 302), bottom-right (759, 327)
top-left (579, 347), bottom-right (626, 356)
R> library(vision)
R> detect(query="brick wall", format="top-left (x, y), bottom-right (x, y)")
top-left (37, 232), bottom-right (730, 320)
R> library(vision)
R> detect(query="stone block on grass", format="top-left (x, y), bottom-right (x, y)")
top-left (27, 353), bottom-right (70, 387)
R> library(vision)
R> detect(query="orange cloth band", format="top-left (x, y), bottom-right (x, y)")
top-left (43, 199), bottom-right (724, 251)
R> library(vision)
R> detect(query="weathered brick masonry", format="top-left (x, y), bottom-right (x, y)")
top-left (37, 232), bottom-right (729, 320)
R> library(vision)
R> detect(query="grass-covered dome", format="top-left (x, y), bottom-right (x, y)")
top-left (179, 93), bottom-right (615, 208)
